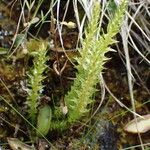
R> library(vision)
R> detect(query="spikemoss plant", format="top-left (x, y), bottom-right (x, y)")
top-left (26, 0), bottom-right (127, 132)
top-left (27, 40), bottom-right (48, 123)
top-left (64, 0), bottom-right (127, 124)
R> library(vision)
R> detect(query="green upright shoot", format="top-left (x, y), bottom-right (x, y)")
top-left (27, 40), bottom-right (48, 123)
top-left (65, 0), bottom-right (127, 124)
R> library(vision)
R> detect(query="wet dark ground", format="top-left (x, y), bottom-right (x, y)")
top-left (0, 1), bottom-right (150, 149)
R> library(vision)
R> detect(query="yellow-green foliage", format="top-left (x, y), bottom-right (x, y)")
top-left (27, 40), bottom-right (48, 123)
top-left (26, 0), bottom-right (127, 131)
top-left (36, 105), bottom-right (52, 137)
top-left (65, 0), bottom-right (127, 123)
